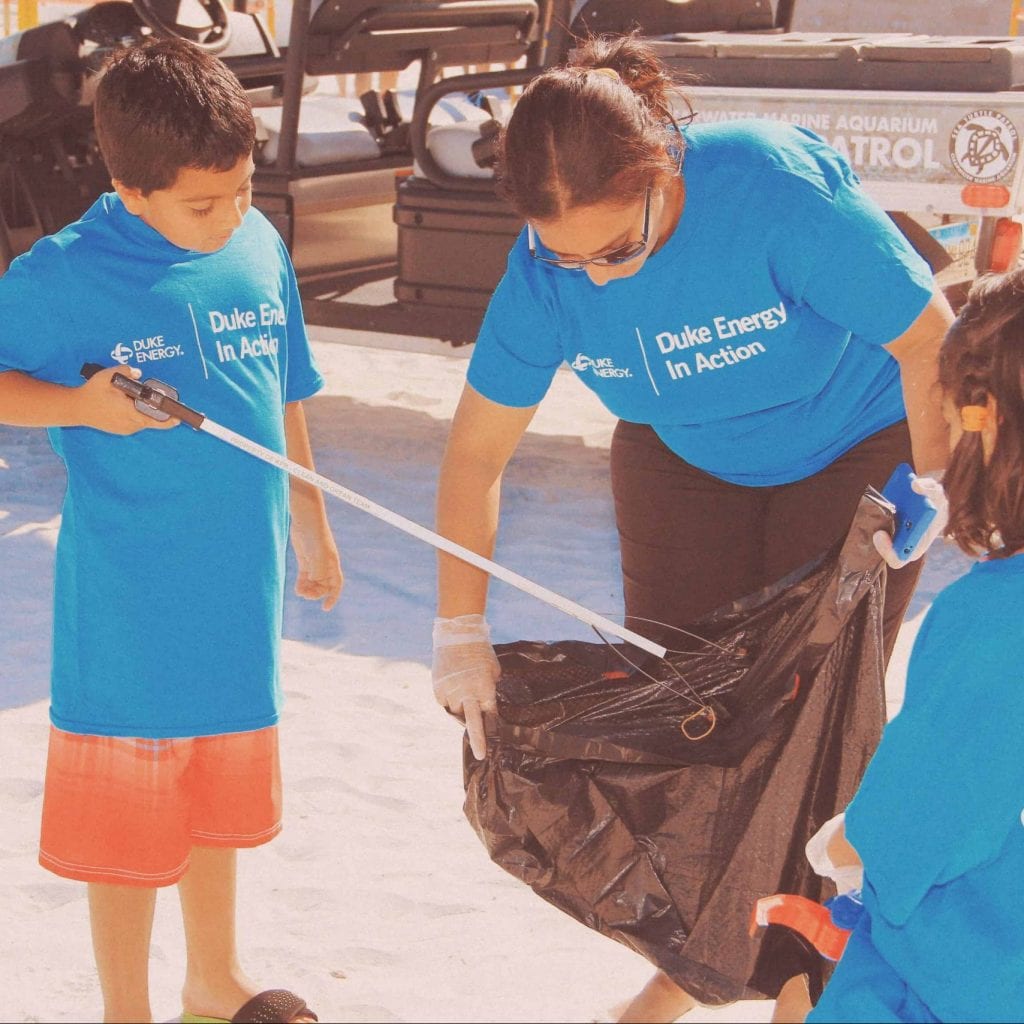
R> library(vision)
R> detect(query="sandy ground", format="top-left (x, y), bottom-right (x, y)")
top-left (0, 330), bottom-right (972, 1023)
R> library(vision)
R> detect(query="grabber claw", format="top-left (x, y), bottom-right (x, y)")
top-left (749, 893), bottom-right (851, 961)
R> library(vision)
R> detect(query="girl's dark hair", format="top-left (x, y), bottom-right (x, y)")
top-left (94, 38), bottom-right (256, 194)
top-left (497, 32), bottom-right (691, 220)
top-left (939, 267), bottom-right (1024, 557)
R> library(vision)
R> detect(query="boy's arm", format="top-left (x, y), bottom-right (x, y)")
top-left (284, 400), bottom-right (343, 611)
top-left (0, 366), bottom-right (179, 433)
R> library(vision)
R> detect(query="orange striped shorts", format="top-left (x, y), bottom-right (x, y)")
top-left (39, 725), bottom-right (282, 887)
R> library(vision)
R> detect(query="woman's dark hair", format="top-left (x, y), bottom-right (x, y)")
top-left (94, 38), bottom-right (256, 194)
top-left (497, 32), bottom-right (691, 220)
top-left (939, 267), bottom-right (1024, 557)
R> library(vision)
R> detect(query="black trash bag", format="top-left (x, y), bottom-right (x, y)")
top-left (463, 491), bottom-right (893, 1005)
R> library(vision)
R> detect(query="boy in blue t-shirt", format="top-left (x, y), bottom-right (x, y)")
top-left (0, 39), bottom-right (340, 1024)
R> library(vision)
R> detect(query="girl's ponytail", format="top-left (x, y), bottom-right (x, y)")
top-left (939, 270), bottom-right (1024, 556)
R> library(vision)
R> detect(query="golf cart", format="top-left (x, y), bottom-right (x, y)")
top-left (2, 0), bottom-right (1024, 344)
top-left (0, 0), bottom-right (802, 343)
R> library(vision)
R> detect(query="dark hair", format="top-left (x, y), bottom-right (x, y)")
top-left (497, 32), bottom-right (691, 220)
top-left (94, 38), bottom-right (256, 194)
top-left (939, 268), bottom-right (1024, 557)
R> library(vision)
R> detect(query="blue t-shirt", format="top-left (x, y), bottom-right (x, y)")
top-left (844, 554), bottom-right (1024, 1021)
top-left (469, 121), bottom-right (934, 486)
top-left (0, 194), bottom-right (323, 738)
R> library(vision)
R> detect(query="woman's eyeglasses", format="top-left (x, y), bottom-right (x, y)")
top-left (527, 185), bottom-right (652, 271)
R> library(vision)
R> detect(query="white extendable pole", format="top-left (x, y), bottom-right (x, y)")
top-left (201, 417), bottom-right (668, 659)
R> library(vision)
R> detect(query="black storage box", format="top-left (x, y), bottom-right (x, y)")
top-left (858, 36), bottom-right (1024, 93)
top-left (649, 32), bottom-right (866, 90)
top-left (394, 175), bottom-right (522, 315)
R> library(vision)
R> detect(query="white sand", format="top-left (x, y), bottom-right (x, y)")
top-left (0, 331), bottom-right (971, 1023)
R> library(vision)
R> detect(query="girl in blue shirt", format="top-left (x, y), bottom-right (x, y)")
top-left (807, 268), bottom-right (1024, 1023)
top-left (431, 31), bottom-right (953, 1024)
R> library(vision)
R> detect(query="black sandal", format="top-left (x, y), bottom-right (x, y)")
top-left (230, 990), bottom-right (318, 1023)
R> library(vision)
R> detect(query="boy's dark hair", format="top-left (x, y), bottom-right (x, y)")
top-left (497, 32), bottom-right (693, 220)
top-left (940, 267), bottom-right (1024, 557)
top-left (94, 37), bottom-right (256, 194)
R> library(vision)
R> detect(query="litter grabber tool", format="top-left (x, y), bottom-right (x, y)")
top-left (749, 890), bottom-right (865, 962)
top-left (80, 363), bottom-right (668, 660)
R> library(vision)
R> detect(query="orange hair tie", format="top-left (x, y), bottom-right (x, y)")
top-left (960, 405), bottom-right (989, 432)
top-left (590, 67), bottom-right (621, 83)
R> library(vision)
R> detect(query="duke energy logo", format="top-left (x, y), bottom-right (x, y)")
top-left (110, 335), bottom-right (184, 364)
top-left (949, 109), bottom-right (1019, 184)
top-left (571, 352), bottom-right (632, 378)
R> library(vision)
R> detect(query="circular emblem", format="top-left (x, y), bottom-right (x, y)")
top-left (949, 109), bottom-right (1019, 184)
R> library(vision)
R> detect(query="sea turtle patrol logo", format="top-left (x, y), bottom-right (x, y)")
top-left (949, 109), bottom-right (1019, 184)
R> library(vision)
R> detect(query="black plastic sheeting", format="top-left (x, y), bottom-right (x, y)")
top-left (463, 491), bottom-right (893, 1005)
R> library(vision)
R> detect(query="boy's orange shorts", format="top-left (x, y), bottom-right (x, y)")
top-left (39, 725), bottom-right (282, 887)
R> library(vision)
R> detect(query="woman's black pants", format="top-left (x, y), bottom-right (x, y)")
top-left (611, 418), bottom-right (923, 666)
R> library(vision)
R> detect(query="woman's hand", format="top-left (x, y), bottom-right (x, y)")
top-left (433, 386), bottom-right (536, 758)
top-left (873, 471), bottom-right (949, 568)
top-left (432, 614), bottom-right (500, 759)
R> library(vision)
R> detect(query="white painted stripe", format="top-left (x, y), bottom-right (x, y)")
top-left (635, 326), bottom-right (660, 396)
top-left (188, 302), bottom-right (209, 380)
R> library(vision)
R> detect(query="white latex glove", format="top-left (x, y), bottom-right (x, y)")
top-left (806, 812), bottom-right (863, 894)
top-left (432, 614), bottom-right (500, 760)
top-left (873, 472), bottom-right (948, 569)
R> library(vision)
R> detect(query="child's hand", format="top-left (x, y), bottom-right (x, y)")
top-left (291, 525), bottom-right (343, 611)
top-left (76, 366), bottom-right (180, 434)
top-left (806, 812), bottom-right (863, 894)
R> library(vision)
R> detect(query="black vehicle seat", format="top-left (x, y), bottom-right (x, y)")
top-left (255, 77), bottom-right (494, 169)
top-left (567, 0), bottom-right (781, 38)
top-left (402, 0), bottom-right (784, 190)
top-left (258, 0), bottom-right (538, 177)
top-left (253, 0), bottom-right (540, 253)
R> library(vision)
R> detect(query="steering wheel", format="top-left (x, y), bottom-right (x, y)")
top-left (133, 0), bottom-right (232, 54)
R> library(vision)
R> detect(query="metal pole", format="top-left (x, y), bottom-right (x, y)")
top-left (199, 416), bottom-right (668, 658)
top-left (86, 366), bottom-right (669, 660)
